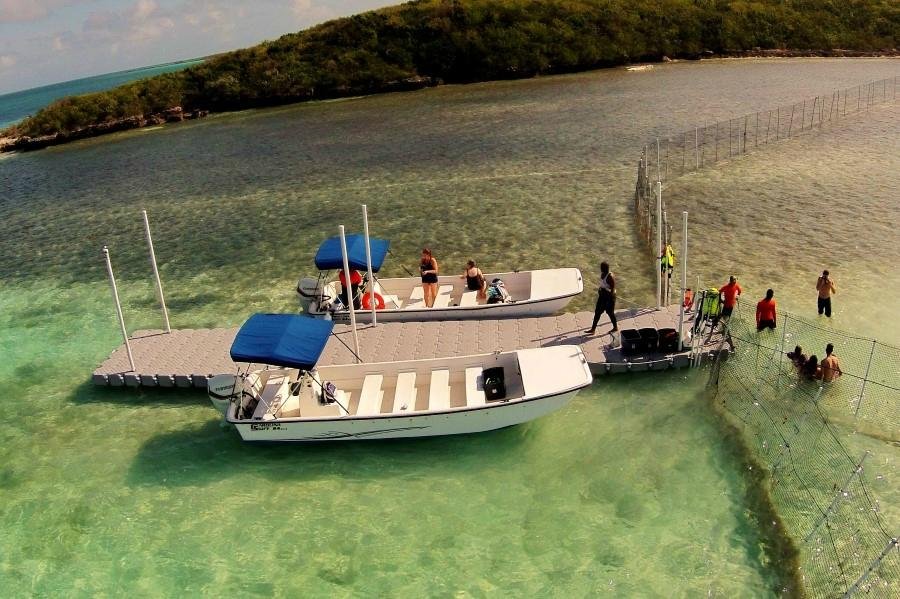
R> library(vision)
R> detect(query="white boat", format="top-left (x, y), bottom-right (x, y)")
top-left (296, 234), bottom-right (583, 322)
top-left (208, 314), bottom-right (593, 442)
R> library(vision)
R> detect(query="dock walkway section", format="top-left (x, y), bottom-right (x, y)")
top-left (92, 306), bottom-right (726, 389)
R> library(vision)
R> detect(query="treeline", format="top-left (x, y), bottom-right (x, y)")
top-left (5, 0), bottom-right (898, 141)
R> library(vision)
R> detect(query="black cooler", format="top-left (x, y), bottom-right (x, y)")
top-left (658, 328), bottom-right (679, 352)
top-left (639, 327), bottom-right (659, 352)
top-left (620, 329), bottom-right (642, 355)
top-left (482, 367), bottom-right (507, 400)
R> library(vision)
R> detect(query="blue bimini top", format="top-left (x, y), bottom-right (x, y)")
top-left (230, 314), bottom-right (334, 370)
top-left (313, 234), bottom-right (390, 272)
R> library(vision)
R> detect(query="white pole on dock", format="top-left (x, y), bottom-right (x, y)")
top-left (102, 245), bottom-right (136, 372)
top-left (362, 204), bottom-right (377, 327)
top-left (678, 212), bottom-right (688, 351)
top-left (141, 209), bottom-right (171, 333)
top-left (339, 225), bottom-right (362, 363)
top-left (656, 181), bottom-right (662, 309)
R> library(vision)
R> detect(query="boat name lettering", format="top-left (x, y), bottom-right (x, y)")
top-left (250, 423), bottom-right (284, 431)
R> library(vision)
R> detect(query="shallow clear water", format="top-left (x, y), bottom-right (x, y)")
top-left (1, 58), bottom-right (898, 595)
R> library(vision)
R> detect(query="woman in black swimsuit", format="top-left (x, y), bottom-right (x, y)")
top-left (461, 260), bottom-right (486, 300)
top-left (420, 248), bottom-right (439, 307)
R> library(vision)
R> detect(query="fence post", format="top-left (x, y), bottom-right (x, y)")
top-left (681, 132), bottom-right (686, 173)
top-left (765, 111), bottom-right (770, 144)
top-left (776, 107), bottom-right (780, 140)
top-left (843, 537), bottom-right (900, 598)
top-left (715, 122), bottom-right (719, 162)
top-left (801, 98), bottom-right (806, 131)
top-left (743, 115), bottom-right (748, 153)
top-left (694, 127), bottom-right (699, 169)
top-left (776, 313), bottom-right (789, 391)
top-left (787, 104), bottom-right (795, 137)
top-left (804, 452), bottom-right (869, 543)
top-left (854, 339), bottom-right (877, 416)
top-left (665, 138), bottom-right (669, 181)
top-left (728, 119), bottom-right (733, 157)
top-left (678, 211), bottom-right (688, 351)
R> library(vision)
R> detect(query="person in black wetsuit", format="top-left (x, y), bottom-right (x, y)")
top-left (420, 248), bottom-right (439, 307)
top-left (461, 260), bottom-right (487, 300)
top-left (586, 261), bottom-right (618, 335)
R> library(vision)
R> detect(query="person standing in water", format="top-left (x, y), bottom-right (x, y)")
top-left (816, 270), bottom-right (836, 317)
top-left (586, 262), bottom-right (618, 335)
top-left (756, 288), bottom-right (777, 331)
top-left (420, 248), bottom-right (439, 308)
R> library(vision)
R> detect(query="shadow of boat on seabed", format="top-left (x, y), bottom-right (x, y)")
top-left (125, 417), bottom-right (541, 488)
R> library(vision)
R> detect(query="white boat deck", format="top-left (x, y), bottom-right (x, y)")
top-left (92, 306), bottom-right (728, 388)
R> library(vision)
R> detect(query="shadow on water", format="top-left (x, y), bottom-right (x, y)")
top-left (126, 419), bottom-right (534, 488)
top-left (70, 380), bottom-right (208, 407)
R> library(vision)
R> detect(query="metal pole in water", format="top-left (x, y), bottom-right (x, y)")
top-left (656, 181), bottom-right (662, 309)
top-left (362, 204), bottom-right (377, 326)
top-left (339, 225), bottom-right (361, 363)
top-left (102, 245), bottom-right (136, 372)
top-left (141, 210), bottom-right (171, 333)
top-left (678, 211), bottom-right (688, 351)
top-left (656, 138), bottom-right (661, 183)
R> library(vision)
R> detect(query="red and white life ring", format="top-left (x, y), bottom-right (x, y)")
top-left (361, 292), bottom-right (386, 310)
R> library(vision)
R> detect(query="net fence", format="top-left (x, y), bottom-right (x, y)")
top-left (633, 76), bottom-right (898, 254)
top-left (703, 298), bottom-right (899, 597)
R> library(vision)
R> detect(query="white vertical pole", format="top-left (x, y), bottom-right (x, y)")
top-left (678, 212), bottom-right (688, 351)
top-left (102, 245), bottom-right (136, 372)
top-left (656, 181), bottom-right (662, 309)
top-left (655, 138), bottom-right (661, 182)
top-left (362, 204), bottom-right (377, 326)
top-left (339, 225), bottom-right (361, 363)
top-left (141, 210), bottom-right (171, 333)
top-left (663, 209), bottom-right (669, 305)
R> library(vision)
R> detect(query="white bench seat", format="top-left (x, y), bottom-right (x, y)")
top-left (393, 372), bottom-right (417, 412)
top-left (459, 290), bottom-right (478, 307)
top-left (356, 374), bottom-right (384, 416)
top-left (465, 367), bottom-right (486, 407)
top-left (406, 285), bottom-right (453, 310)
top-left (428, 369), bottom-right (451, 411)
top-left (432, 286), bottom-right (453, 308)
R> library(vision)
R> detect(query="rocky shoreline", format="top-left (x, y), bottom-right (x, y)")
top-left (1, 54), bottom-right (894, 154)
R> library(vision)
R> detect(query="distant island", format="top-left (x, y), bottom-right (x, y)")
top-left (2, 0), bottom-right (897, 152)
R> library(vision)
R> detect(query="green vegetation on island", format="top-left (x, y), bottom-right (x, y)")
top-left (4, 0), bottom-right (898, 148)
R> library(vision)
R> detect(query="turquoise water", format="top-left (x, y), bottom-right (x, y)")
top-left (0, 60), bottom-right (204, 130)
top-left (2, 58), bottom-right (898, 595)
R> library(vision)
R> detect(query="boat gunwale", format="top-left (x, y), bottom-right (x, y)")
top-left (225, 381), bottom-right (590, 425)
top-left (223, 347), bottom-right (592, 424)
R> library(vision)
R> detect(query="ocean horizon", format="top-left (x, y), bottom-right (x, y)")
top-left (0, 59), bottom-right (204, 130)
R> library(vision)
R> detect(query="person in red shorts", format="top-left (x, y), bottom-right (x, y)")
top-left (338, 269), bottom-right (363, 309)
top-left (719, 276), bottom-right (743, 319)
top-left (756, 289), bottom-right (777, 331)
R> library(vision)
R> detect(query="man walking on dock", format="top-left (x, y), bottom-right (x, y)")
top-left (816, 270), bottom-right (836, 318)
top-left (586, 262), bottom-right (617, 335)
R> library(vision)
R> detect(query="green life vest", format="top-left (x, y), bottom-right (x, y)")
top-left (701, 287), bottom-right (720, 318)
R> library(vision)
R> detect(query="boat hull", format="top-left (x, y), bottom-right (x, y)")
top-left (230, 388), bottom-right (580, 442)
top-left (328, 294), bottom-right (575, 323)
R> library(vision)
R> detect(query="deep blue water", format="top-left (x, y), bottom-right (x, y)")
top-left (0, 60), bottom-right (203, 130)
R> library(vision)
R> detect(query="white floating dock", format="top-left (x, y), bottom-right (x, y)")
top-left (92, 307), bottom-right (726, 389)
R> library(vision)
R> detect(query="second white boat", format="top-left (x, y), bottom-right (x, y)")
top-left (297, 234), bottom-right (583, 322)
